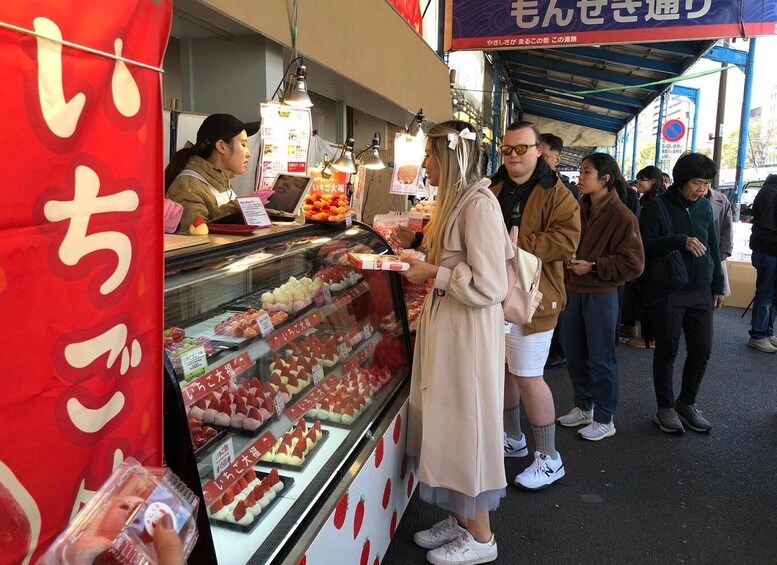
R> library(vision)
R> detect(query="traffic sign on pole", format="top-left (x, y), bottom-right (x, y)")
top-left (662, 119), bottom-right (686, 143)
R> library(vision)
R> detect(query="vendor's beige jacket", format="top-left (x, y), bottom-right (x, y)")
top-left (166, 155), bottom-right (240, 232)
top-left (407, 179), bottom-right (512, 499)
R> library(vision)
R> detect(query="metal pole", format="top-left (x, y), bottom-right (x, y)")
top-left (491, 71), bottom-right (502, 175)
top-left (712, 40), bottom-right (728, 191)
top-left (691, 89), bottom-right (699, 153)
top-left (621, 124), bottom-right (628, 173)
top-left (733, 37), bottom-right (758, 220)
top-left (654, 94), bottom-right (665, 168)
top-left (631, 114), bottom-right (639, 180)
top-left (436, 0), bottom-right (445, 58)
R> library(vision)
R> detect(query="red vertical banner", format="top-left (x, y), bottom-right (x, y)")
top-left (0, 2), bottom-right (171, 562)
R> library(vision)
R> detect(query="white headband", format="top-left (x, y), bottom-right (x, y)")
top-left (447, 128), bottom-right (476, 150)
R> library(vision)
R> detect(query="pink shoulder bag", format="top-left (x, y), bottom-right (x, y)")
top-left (503, 226), bottom-right (543, 325)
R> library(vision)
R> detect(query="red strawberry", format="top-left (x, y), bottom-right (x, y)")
top-left (245, 468), bottom-right (257, 482)
top-left (221, 490), bottom-right (234, 505)
top-left (210, 498), bottom-right (223, 514)
top-left (233, 500), bottom-right (247, 521)
top-left (247, 407), bottom-right (261, 419)
top-left (268, 468), bottom-right (280, 485)
top-left (353, 496), bottom-right (365, 539)
top-left (244, 490), bottom-right (256, 507)
top-left (382, 478), bottom-right (392, 510)
top-left (237, 477), bottom-right (248, 490)
top-left (374, 437), bottom-right (384, 468)
top-left (298, 557), bottom-right (306, 565)
top-left (251, 377), bottom-right (262, 389)
top-left (333, 492), bottom-right (348, 530)
top-left (374, 556), bottom-right (380, 565)
top-left (292, 441), bottom-right (306, 459)
top-left (360, 539), bottom-right (370, 565)
top-left (407, 471), bottom-right (415, 498)
top-left (393, 414), bottom-right (402, 444)
top-left (389, 509), bottom-right (398, 539)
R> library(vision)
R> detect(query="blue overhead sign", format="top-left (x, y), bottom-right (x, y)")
top-left (447, 0), bottom-right (777, 50)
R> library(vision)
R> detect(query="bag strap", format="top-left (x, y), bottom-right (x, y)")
top-left (654, 197), bottom-right (676, 236)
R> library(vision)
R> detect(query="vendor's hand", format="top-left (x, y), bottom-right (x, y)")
top-left (395, 225), bottom-right (418, 249)
top-left (153, 514), bottom-right (185, 565)
top-left (566, 259), bottom-right (594, 276)
top-left (713, 294), bottom-right (725, 310)
top-left (685, 237), bottom-right (707, 257)
top-left (402, 257), bottom-right (438, 285)
top-left (720, 252), bottom-right (730, 261)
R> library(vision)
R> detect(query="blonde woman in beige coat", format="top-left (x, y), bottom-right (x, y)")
top-left (402, 121), bottom-right (513, 565)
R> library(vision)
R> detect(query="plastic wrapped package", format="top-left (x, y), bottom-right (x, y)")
top-left (43, 458), bottom-right (198, 565)
top-left (371, 214), bottom-right (410, 254)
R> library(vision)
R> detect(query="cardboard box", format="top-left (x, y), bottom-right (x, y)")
top-left (725, 260), bottom-right (756, 309)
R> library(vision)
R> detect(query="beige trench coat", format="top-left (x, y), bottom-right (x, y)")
top-left (407, 179), bottom-right (513, 498)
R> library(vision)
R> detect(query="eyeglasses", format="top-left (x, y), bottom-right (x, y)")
top-left (499, 144), bottom-right (540, 156)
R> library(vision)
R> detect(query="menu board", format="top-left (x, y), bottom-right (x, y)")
top-left (390, 131), bottom-right (426, 195)
top-left (258, 102), bottom-right (312, 190)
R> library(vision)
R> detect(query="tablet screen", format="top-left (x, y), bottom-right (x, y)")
top-left (266, 174), bottom-right (313, 216)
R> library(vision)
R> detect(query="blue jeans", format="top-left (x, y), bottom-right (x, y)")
top-left (750, 250), bottom-right (777, 339)
top-left (560, 291), bottom-right (619, 424)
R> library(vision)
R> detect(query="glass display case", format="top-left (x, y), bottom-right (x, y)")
top-left (162, 223), bottom-right (412, 564)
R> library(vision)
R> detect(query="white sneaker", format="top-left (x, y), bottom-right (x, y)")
top-left (513, 451), bottom-right (565, 490)
top-left (414, 516), bottom-right (467, 549)
top-left (577, 420), bottom-right (616, 441)
top-left (557, 407), bottom-right (594, 427)
top-left (769, 336), bottom-right (777, 348)
top-left (426, 531), bottom-right (498, 565)
top-left (747, 337), bottom-right (777, 353)
top-left (503, 432), bottom-right (528, 458)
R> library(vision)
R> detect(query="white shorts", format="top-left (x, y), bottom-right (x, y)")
top-left (505, 324), bottom-right (553, 377)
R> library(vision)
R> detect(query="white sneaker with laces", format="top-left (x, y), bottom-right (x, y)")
top-left (577, 420), bottom-right (616, 441)
top-left (414, 516), bottom-right (467, 549)
top-left (768, 336), bottom-right (777, 348)
top-left (557, 407), bottom-right (594, 427)
top-left (513, 451), bottom-right (565, 490)
top-left (426, 531), bottom-right (498, 565)
top-left (503, 432), bottom-right (528, 458)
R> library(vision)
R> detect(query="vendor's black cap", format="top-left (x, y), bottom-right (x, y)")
top-left (196, 113), bottom-right (260, 146)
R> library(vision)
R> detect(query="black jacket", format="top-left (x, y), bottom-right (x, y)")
top-left (749, 174), bottom-right (777, 255)
top-left (639, 187), bottom-right (724, 296)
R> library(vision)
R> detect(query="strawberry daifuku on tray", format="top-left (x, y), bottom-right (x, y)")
top-left (208, 468), bottom-right (285, 527)
top-left (186, 378), bottom-right (275, 432)
top-left (260, 420), bottom-right (324, 466)
top-left (306, 367), bottom-right (393, 425)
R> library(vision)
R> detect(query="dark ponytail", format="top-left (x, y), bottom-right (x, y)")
top-left (636, 165), bottom-right (666, 200)
top-left (581, 152), bottom-right (629, 203)
top-left (164, 134), bottom-right (236, 193)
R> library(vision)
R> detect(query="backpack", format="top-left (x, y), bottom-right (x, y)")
top-left (503, 226), bottom-right (543, 325)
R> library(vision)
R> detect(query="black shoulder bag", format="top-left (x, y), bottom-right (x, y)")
top-left (637, 198), bottom-right (690, 306)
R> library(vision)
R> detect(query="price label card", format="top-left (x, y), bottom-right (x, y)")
top-left (236, 196), bottom-right (272, 228)
top-left (363, 323), bottom-right (372, 340)
top-left (274, 394), bottom-right (286, 418)
top-left (181, 346), bottom-right (208, 380)
top-left (338, 343), bottom-right (349, 359)
top-left (312, 288), bottom-right (326, 307)
top-left (257, 312), bottom-right (275, 337)
top-left (212, 438), bottom-right (235, 478)
top-left (312, 363), bottom-right (324, 385)
top-left (345, 214), bottom-right (353, 227)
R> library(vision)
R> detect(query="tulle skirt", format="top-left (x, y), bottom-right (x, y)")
top-left (419, 483), bottom-right (506, 520)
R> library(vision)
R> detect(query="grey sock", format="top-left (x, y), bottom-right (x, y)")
top-left (503, 406), bottom-right (522, 440)
top-left (533, 423), bottom-right (558, 458)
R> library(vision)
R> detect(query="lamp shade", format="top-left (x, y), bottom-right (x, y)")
top-left (360, 148), bottom-right (385, 170)
top-left (283, 64), bottom-right (313, 108)
top-left (332, 149), bottom-right (357, 174)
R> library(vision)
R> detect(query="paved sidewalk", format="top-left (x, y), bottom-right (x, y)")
top-left (384, 307), bottom-right (777, 564)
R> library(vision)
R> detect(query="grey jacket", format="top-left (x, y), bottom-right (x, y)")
top-left (706, 188), bottom-right (733, 256)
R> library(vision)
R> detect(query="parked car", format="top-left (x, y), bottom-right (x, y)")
top-left (717, 181), bottom-right (734, 199)
top-left (738, 179), bottom-right (764, 223)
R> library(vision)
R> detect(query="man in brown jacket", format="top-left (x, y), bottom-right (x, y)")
top-left (490, 121), bottom-right (581, 490)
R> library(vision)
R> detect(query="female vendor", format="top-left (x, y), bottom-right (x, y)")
top-left (165, 113), bottom-right (259, 232)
